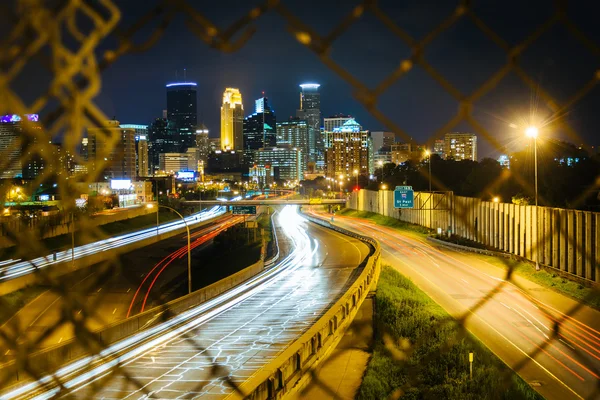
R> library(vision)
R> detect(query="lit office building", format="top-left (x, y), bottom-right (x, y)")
top-left (195, 124), bottom-right (210, 163)
top-left (166, 82), bottom-right (198, 150)
top-left (221, 88), bottom-right (244, 151)
top-left (0, 114), bottom-right (40, 179)
top-left (444, 132), bottom-right (477, 161)
top-left (148, 116), bottom-right (175, 174)
top-left (159, 152), bottom-right (192, 174)
top-left (122, 124), bottom-right (149, 178)
top-left (87, 120), bottom-right (136, 181)
top-left (324, 118), bottom-right (372, 178)
top-left (254, 147), bottom-right (303, 182)
top-left (296, 83), bottom-right (322, 167)
top-left (243, 97), bottom-right (277, 164)
top-left (324, 114), bottom-right (353, 133)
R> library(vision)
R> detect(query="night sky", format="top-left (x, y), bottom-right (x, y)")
top-left (8, 0), bottom-right (600, 160)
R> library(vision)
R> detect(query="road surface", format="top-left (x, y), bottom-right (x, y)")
top-left (1, 213), bottom-right (243, 356)
top-left (2, 206), bottom-right (371, 399)
top-left (308, 207), bottom-right (600, 400)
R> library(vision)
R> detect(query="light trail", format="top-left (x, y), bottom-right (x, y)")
top-left (0, 207), bottom-right (226, 282)
top-left (2, 206), bottom-right (315, 400)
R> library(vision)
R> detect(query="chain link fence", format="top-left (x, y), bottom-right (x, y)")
top-left (0, 0), bottom-right (598, 398)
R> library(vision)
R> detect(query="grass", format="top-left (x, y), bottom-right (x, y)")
top-left (478, 255), bottom-right (600, 310)
top-left (337, 208), bottom-right (429, 236)
top-left (358, 266), bottom-right (542, 400)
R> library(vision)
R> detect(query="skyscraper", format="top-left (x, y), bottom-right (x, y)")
top-left (444, 132), bottom-right (477, 161)
top-left (243, 96), bottom-right (276, 164)
top-left (296, 83), bottom-right (322, 167)
top-left (166, 82), bottom-right (198, 151)
top-left (324, 119), bottom-right (372, 178)
top-left (221, 88), bottom-right (244, 151)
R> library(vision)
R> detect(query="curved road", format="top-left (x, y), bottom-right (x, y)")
top-left (308, 207), bottom-right (600, 400)
top-left (3, 206), bottom-right (370, 399)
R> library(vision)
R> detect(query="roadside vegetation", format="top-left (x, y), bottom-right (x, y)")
top-left (337, 208), bottom-right (429, 236)
top-left (0, 285), bottom-right (47, 325)
top-left (358, 265), bottom-right (541, 400)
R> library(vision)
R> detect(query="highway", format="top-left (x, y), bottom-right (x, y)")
top-left (1, 205), bottom-right (371, 399)
top-left (307, 207), bottom-right (600, 400)
top-left (1, 213), bottom-right (243, 356)
top-left (0, 206), bottom-right (226, 282)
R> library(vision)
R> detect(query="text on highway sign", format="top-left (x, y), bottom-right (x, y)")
top-left (394, 186), bottom-right (414, 209)
top-left (231, 206), bottom-right (257, 215)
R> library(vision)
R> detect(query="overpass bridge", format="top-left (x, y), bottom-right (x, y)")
top-left (183, 198), bottom-right (347, 206)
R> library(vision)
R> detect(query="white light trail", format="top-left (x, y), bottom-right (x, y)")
top-left (2, 206), bottom-right (314, 400)
top-left (0, 207), bottom-right (226, 282)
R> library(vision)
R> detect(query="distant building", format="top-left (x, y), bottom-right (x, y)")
top-left (209, 137), bottom-right (221, 153)
top-left (243, 97), bottom-right (277, 165)
top-left (148, 117), bottom-right (175, 174)
top-left (206, 150), bottom-right (243, 174)
top-left (276, 117), bottom-right (308, 175)
top-left (374, 146), bottom-right (392, 166)
top-left (249, 164), bottom-right (274, 187)
top-left (87, 120), bottom-right (136, 181)
top-left (0, 114), bottom-right (40, 179)
top-left (221, 88), bottom-right (244, 151)
top-left (159, 152), bottom-right (191, 174)
top-left (433, 139), bottom-right (444, 156)
top-left (444, 132), bottom-right (477, 161)
top-left (324, 114), bottom-right (353, 132)
top-left (122, 125), bottom-right (149, 178)
top-left (166, 82), bottom-right (198, 150)
top-left (370, 131), bottom-right (395, 152)
top-left (254, 147), bottom-right (303, 182)
top-left (195, 124), bottom-right (210, 163)
top-left (324, 118), bottom-right (372, 178)
top-left (390, 143), bottom-right (426, 164)
top-left (296, 83), bottom-right (322, 167)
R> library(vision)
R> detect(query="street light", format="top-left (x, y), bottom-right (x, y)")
top-left (526, 125), bottom-right (540, 271)
top-left (381, 184), bottom-right (387, 190)
top-left (353, 169), bottom-right (359, 190)
top-left (147, 203), bottom-right (192, 294)
top-left (425, 150), bottom-right (432, 230)
top-left (492, 196), bottom-right (500, 203)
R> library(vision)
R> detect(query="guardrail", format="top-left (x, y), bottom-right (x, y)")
top-left (229, 211), bottom-right (381, 400)
top-left (264, 210), bottom-right (280, 269)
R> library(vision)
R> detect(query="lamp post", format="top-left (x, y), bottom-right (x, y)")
top-left (148, 203), bottom-right (192, 293)
top-left (353, 169), bottom-right (359, 190)
top-left (378, 160), bottom-right (383, 183)
top-left (425, 150), bottom-right (432, 230)
top-left (526, 126), bottom-right (540, 271)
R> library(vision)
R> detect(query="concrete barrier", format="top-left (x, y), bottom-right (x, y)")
top-left (0, 212), bottom-right (226, 296)
top-left (226, 211), bottom-right (381, 400)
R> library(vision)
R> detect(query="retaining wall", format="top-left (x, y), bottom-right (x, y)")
top-left (348, 189), bottom-right (600, 283)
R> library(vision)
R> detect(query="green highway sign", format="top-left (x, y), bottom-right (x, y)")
top-left (231, 205), bottom-right (257, 215)
top-left (394, 186), bottom-right (414, 209)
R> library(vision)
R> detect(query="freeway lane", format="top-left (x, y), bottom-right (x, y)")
top-left (0, 206), bottom-right (226, 282)
top-left (307, 208), bottom-right (600, 400)
top-left (3, 205), bottom-right (370, 399)
top-left (1, 213), bottom-right (244, 356)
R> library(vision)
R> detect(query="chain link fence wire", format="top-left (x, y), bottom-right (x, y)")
top-left (0, 0), bottom-right (599, 398)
